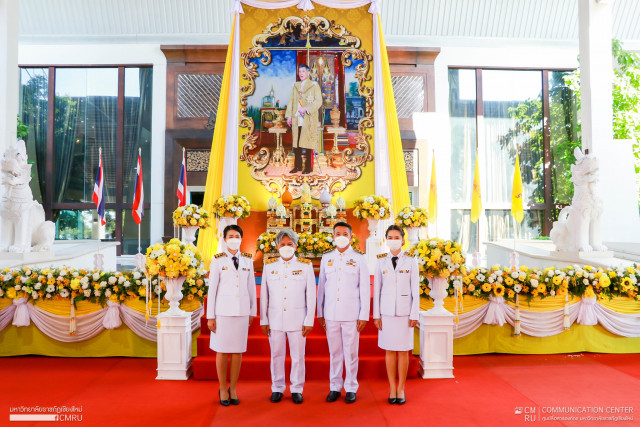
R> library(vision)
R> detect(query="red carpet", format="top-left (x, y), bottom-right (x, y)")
top-left (2, 354), bottom-right (640, 426)
top-left (193, 285), bottom-right (420, 381)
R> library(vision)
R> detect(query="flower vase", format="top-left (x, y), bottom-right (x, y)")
top-left (406, 227), bottom-right (420, 246)
top-left (162, 276), bottom-right (187, 316)
top-left (426, 276), bottom-right (451, 315)
top-left (181, 226), bottom-right (199, 246)
top-left (217, 216), bottom-right (238, 252)
top-left (367, 218), bottom-right (379, 239)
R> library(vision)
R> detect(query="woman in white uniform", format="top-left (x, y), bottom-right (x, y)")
top-left (206, 224), bottom-right (257, 406)
top-left (373, 225), bottom-right (420, 405)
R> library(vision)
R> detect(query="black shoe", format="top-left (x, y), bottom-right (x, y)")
top-left (289, 168), bottom-right (301, 174)
top-left (388, 397), bottom-right (397, 404)
top-left (396, 393), bottom-right (406, 405)
top-left (270, 392), bottom-right (283, 403)
top-left (345, 392), bottom-right (356, 403)
top-left (219, 390), bottom-right (230, 407)
top-left (292, 393), bottom-right (303, 404)
top-left (326, 391), bottom-right (341, 402)
top-left (301, 169), bottom-right (312, 175)
top-left (228, 388), bottom-right (239, 405)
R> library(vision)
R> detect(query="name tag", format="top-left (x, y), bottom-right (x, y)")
top-left (222, 266), bottom-right (228, 271)
top-left (242, 267), bottom-right (250, 271)
top-left (292, 270), bottom-right (303, 275)
top-left (399, 269), bottom-right (410, 274)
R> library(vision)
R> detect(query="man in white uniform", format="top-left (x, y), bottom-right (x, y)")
top-left (261, 230), bottom-right (316, 404)
top-left (317, 222), bottom-right (370, 403)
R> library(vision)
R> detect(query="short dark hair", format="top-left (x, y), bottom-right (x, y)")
top-left (298, 64), bottom-right (310, 71)
top-left (385, 224), bottom-right (405, 238)
top-left (223, 224), bottom-right (243, 239)
top-left (333, 221), bottom-right (352, 233)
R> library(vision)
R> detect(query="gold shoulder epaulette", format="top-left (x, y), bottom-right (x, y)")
top-left (377, 253), bottom-right (388, 259)
top-left (354, 247), bottom-right (364, 255)
top-left (214, 252), bottom-right (226, 259)
top-left (264, 258), bottom-right (278, 265)
top-left (241, 252), bottom-right (253, 259)
top-left (298, 258), bottom-right (311, 264)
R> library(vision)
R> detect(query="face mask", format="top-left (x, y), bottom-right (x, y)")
top-left (334, 235), bottom-right (350, 249)
top-left (278, 246), bottom-right (296, 259)
top-left (226, 238), bottom-right (242, 251)
top-left (386, 239), bottom-right (402, 251)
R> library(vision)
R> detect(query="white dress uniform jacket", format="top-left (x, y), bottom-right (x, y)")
top-left (260, 256), bottom-right (316, 331)
top-left (206, 250), bottom-right (257, 319)
top-left (373, 251), bottom-right (420, 320)
top-left (317, 247), bottom-right (370, 321)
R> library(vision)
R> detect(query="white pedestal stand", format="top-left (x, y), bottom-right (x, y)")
top-left (365, 218), bottom-right (383, 271)
top-left (418, 276), bottom-right (454, 379)
top-left (156, 276), bottom-right (192, 380)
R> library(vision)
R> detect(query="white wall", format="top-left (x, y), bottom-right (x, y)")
top-left (18, 44), bottom-right (167, 245)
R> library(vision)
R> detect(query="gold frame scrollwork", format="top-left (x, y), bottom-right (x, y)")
top-left (239, 15), bottom-right (373, 200)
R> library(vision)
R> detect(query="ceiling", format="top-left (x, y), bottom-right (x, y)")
top-left (17, 0), bottom-right (640, 48)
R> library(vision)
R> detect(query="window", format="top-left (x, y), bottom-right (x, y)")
top-left (449, 68), bottom-right (579, 254)
top-left (19, 66), bottom-right (152, 255)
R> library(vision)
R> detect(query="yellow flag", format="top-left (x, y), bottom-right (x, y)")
top-left (511, 153), bottom-right (524, 223)
top-left (428, 154), bottom-right (437, 223)
top-left (470, 154), bottom-right (482, 223)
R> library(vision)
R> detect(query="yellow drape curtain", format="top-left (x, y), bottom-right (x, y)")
top-left (376, 14), bottom-right (410, 211)
top-left (196, 15), bottom-right (237, 269)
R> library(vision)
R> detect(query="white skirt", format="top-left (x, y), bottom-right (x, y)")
top-left (378, 315), bottom-right (414, 351)
top-left (210, 315), bottom-right (249, 353)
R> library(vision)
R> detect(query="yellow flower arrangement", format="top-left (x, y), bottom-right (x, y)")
top-left (213, 195), bottom-right (251, 219)
top-left (395, 205), bottom-right (429, 228)
top-left (256, 232), bottom-right (278, 254)
top-left (352, 195), bottom-right (391, 220)
top-left (0, 266), bottom-right (208, 305)
top-left (407, 238), bottom-right (465, 279)
top-left (145, 238), bottom-right (204, 279)
top-left (256, 231), bottom-right (360, 257)
top-left (173, 204), bottom-right (211, 228)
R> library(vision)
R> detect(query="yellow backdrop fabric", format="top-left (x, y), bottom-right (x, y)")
top-left (237, 5), bottom-right (375, 210)
top-left (197, 15), bottom-right (238, 268)
top-left (376, 14), bottom-right (411, 211)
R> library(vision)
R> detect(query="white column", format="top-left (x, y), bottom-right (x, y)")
top-left (150, 62), bottom-right (167, 244)
top-left (578, 0), bottom-right (640, 242)
top-left (578, 0), bottom-right (614, 155)
top-left (0, 0), bottom-right (19, 152)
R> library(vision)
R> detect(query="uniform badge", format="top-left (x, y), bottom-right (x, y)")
top-left (399, 269), bottom-right (409, 273)
top-left (327, 259), bottom-right (334, 267)
top-left (292, 270), bottom-right (303, 275)
top-left (241, 267), bottom-right (249, 271)
top-left (222, 266), bottom-right (228, 271)
top-left (383, 270), bottom-right (388, 274)
top-left (346, 259), bottom-right (357, 267)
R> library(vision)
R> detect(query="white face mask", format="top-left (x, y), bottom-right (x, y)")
top-left (386, 239), bottom-right (402, 251)
top-left (226, 238), bottom-right (242, 251)
top-left (334, 235), bottom-right (350, 249)
top-left (278, 246), bottom-right (296, 259)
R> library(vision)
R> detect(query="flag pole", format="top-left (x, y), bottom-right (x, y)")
top-left (138, 147), bottom-right (142, 255)
top-left (98, 147), bottom-right (102, 257)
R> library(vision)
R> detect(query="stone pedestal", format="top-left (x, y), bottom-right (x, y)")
top-left (418, 310), bottom-right (454, 379)
top-left (156, 312), bottom-right (192, 380)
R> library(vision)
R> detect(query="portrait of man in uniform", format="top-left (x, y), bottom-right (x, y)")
top-left (285, 63), bottom-right (323, 175)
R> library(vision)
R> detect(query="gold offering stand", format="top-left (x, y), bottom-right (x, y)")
top-left (326, 126), bottom-right (346, 168)
top-left (269, 111), bottom-right (288, 166)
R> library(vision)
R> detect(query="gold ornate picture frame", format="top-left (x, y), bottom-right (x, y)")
top-left (239, 15), bottom-right (373, 200)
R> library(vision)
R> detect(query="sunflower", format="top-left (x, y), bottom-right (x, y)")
top-left (552, 275), bottom-right (562, 286)
top-left (621, 277), bottom-right (633, 291)
top-left (481, 282), bottom-right (492, 292)
top-left (537, 283), bottom-right (547, 294)
top-left (493, 284), bottom-right (505, 297)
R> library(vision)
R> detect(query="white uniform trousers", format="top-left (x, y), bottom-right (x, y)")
top-left (325, 320), bottom-right (359, 393)
top-left (269, 329), bottom-right (306, 393)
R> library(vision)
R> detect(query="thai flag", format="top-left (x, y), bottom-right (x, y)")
top-left (177, 149), bottom-right (187, 207)
top-left (92, 149), bottom-right (106, 226)
top-left (132, 151), bottom-right (144, 224)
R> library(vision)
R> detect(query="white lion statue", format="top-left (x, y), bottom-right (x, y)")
top-left (0, 140), bottom-right (55, 252)
top-left (550, 147), bottom-right (607, 252)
